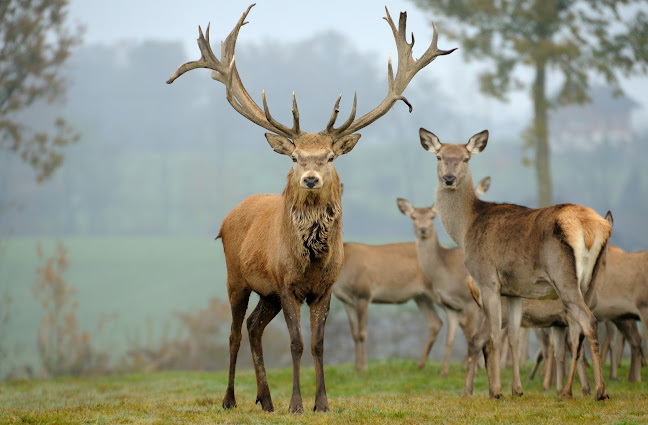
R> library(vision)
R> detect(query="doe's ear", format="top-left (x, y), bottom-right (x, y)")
top-left (605, 210), bottom-right (614, 229)
top-left (265, 133), bottom-right (294, 156)
top-left (466, 130), bottom-right (489, 155)
top-left (332, 133), bottom-right (361, 157)
top-left (474, 176), bottom-right (491, 198)
top-left (419, 128), bottom-right (442, 153)
top-left (396, 198), bottom-right (415, 217)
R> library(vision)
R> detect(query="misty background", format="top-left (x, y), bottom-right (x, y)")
top-left (1, 1), bottom-right (647, 377)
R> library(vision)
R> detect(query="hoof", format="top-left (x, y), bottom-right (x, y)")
top-left (596, 391), bottom-right (610, 401)
top-left (512, 390), bottom-right (524, 397)
top-left (222, 398), bottom-right (237, 410)
top-left (314, 403), bottom-right (330, 412)
top-left (560, 390), bottom-right (573, 399)
top-left (289, 404), bottom-right (304, 415)
top-left (582, 387), bottom-right (591, 396)
top-left (255, 396), bottom-right (274, 412)
top-left (222, 389), bottom-right (237, 410)
top-left (490, 393), bottom-right (502, 400)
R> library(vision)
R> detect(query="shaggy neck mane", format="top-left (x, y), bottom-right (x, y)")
top-left (283, 169), bottom-right (342, 263)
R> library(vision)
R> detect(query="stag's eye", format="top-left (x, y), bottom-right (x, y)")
top-left (292, 156), bottom-right (297, 163)
top-left (328, 155), bottom-right (335, 163)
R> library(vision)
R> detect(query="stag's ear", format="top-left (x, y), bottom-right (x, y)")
top-left (397, 198), bottom-right (414, 217)
top-left (420, 128), bottom-right (442, 153)
top-left (466, 130), bottom-right (488, 155)
top-left (332, 134), bottom-right (361, 156)
top-left (265, 133), bottom-right (294, 156)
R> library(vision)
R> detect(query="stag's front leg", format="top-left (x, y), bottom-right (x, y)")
top-left (281, 292), bottom-right (304, 414)
top-left (309, 291), bottom-right (332, 412)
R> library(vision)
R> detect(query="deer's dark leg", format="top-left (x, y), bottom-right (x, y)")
top-left (222, 287), bottom-right (251, 410)
top-left (281, 292), bottom-right (304, 414)
top-left (309, 291), bottom-right (332, 412)
top-left (247, 294), bottom-right (282, 412)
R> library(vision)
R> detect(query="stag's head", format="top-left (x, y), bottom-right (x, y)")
top-left (420, 128), bottom-right (488, 190)
top-left (267, 132), bottom-right (359, 190)
top-left (167, 4), bottom-right (456, 194)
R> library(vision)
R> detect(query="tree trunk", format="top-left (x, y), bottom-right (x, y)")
top-left (532, 59), bottom-right (552, 207)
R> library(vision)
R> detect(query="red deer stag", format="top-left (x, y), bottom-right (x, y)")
top-left (421, 128), bottom-right (612, 400)
top-left (167, 4), bottom-right (455, 413)
top-left (394, 176), bottom-right (490, 376)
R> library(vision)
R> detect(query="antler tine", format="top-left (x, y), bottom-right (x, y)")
top-left (262, 90), bottom-right (300, 136)
top-left (328, 7), bottom-right (455, 138)
top-left (166, 4), bottom-right (300, 140)
top-left (324, 93), bottom-right (358, 134)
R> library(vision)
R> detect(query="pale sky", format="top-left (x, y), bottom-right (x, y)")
top-left (67, 0), bottom-right (648, 133)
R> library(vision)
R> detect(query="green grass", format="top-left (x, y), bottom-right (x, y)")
top-left (1, 359), bottom-right (647, 424)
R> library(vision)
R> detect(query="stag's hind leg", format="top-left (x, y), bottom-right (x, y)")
top-left (247, 294), bottom-right (282, 412)
top-left (222, 286), bottom-right (251, 410)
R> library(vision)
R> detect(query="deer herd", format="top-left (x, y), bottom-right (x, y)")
top-left (168, 3), bottom-right (646, 414)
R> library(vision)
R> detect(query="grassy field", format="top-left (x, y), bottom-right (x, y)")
top-left (1, 358), bottom-right (647, 424)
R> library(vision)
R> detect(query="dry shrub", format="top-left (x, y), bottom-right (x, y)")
top-left (32, 242), bottom-right (115, 377)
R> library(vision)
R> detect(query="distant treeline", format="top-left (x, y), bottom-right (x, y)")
top-left (1, 36), bottom-right (646, 251)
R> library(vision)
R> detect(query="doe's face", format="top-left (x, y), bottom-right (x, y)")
top-left (397, 198), bottom-right (437, 240)
top-left (410, 207), bottom-right (437, 240)
top-left (435, 144), bottom-right (472, 190)
top-left (419, 128), bottom-right (488, 190)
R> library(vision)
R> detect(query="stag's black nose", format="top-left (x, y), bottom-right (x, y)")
top-left (443, 175), bottom-right (456, 186)
top-left (304, 177), bottom-right (319, 188)
top-left (419, 228), bottom-right (428, 235)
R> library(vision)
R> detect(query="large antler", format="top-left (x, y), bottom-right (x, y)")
top-left (325, 8), bottom-right (457, 139)
top-left (166, 4), bottom-right (300, 139)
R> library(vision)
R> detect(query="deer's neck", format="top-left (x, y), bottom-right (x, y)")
top-left (434, 171), bottom-right (478, 250)
top-left (283, 170), bottom-right (342, 264)
top-left (415, 229), bottom-right (445, 275)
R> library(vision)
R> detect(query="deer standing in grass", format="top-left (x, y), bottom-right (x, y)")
top-left (332, 241), bottom-right (443, 372)
top-left (333, 177), bottom-right (489, 374)
top-left (421, 128), bottom-right (612, 400)
top-left (167, 4), bottom-right (455, 413)
top-left (394, 176), bottom-right (490, 376)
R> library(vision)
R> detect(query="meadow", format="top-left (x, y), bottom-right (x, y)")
top-left (1, 358), bottom-right (647, 424)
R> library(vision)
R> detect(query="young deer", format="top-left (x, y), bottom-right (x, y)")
top-left (421, 128), bottom-right (612, 400)
top-left (332, 241), bottom-right (443, 372)
top-left (395, 176), bottom-right (490, 377)
top-left (167, 5), bottom-right (455, 413)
